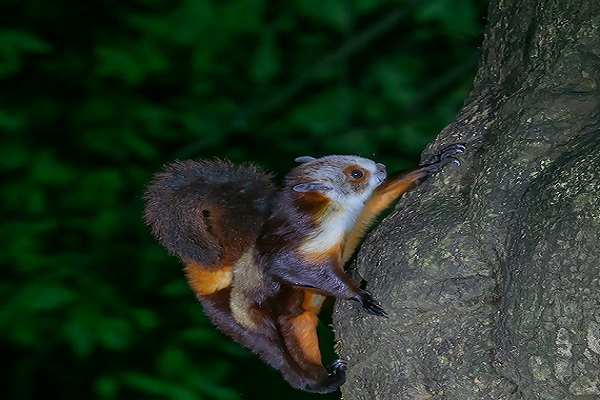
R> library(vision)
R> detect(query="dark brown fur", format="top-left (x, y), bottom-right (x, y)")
top-left (143, 159), bottom-right (276, 264)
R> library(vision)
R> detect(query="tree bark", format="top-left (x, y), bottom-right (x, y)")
top-left (334, 0), bottom-right (600, 399)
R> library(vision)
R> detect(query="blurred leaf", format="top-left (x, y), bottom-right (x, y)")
top-left (0, 29), bottom-right (52, 77)
top-left (64, 316), bottom-right (96, 356)
top-left (133, 308), bottom-right (160, 330)
top-left (123, 372), bottom-right (199, 400)
top-left (99, 318), bottom-right (133, 351)
top-left (250, 30), bottom-right (280, 84)
top-left (414, 0), bottom-right (480, 37)
top-left (297, 0), bottom-right (352, 30)
top-left (30, 150), bottom-right (75, 186)
top-left (289, 87), bottom-right (353, 136)
top-left (12, 283), bottom-right (75, 312)
top-left (95, 376), bottom-right (119, 398)
top-left (95, 42), bottom-right (168, 84)
top-left (0, 108), bottom-right (25, 132)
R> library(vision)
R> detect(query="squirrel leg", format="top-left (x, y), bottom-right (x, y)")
top-left (199, 289), bottom-right (328, 392)
top-left (341, 143), bottom-right (465, 263)
top-left (268, 256), bottom-right (386, 316)
top-left (278, 311), bottom-right (346, 393)
top-left (276, 289), bottom-right (347, 393)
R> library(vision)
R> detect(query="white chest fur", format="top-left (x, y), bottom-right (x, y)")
top-left (299, 196), bottom-right (365, 259)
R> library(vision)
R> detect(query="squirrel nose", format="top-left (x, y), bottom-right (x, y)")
top-left (375, 163), bottom-right (387, 183)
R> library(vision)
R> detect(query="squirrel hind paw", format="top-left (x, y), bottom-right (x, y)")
top-left (302, 360), bottom-right (347, 394)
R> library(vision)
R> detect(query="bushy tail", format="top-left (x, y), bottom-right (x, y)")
top-left (142, 159), bottom-right (277, 265)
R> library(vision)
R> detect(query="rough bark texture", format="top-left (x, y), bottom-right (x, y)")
top-left (334, 0), bottom-right (600, 399)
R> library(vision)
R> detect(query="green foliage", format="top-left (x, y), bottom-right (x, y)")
top-left (0, 0), bottom-right (487, 399)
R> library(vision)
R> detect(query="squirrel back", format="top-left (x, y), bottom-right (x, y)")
top-left (143, 159), bottom-right (276, 266)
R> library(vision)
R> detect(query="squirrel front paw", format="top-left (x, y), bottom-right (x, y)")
top-left (353, 290), bottom-right (387, 317)
top-left (422, 143), bottom-right (465, 173)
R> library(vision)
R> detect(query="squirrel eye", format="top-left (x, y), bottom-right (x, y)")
top-left (349, 169), bottom-right (364, 179)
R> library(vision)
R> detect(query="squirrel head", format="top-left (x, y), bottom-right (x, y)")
top-left (286, 155), bottom-right (387, 208)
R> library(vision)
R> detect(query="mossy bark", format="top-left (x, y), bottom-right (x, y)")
top-left (334, 0), bottom-right (600, 399)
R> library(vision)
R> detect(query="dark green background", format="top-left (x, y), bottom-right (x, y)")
top-left (1, 0), bottom-right (487, 399)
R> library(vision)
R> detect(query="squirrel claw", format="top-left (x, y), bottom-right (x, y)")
top-left (435, 143), bottom-right (465, 162)
top-left (355, 290), bottom-right (387, 317)
top-left (438, 143), bottom-right (466, 158)
top-left (327, 359), bottom-right (347, 375)
top-left (422, 143), bottom-right (465, 173)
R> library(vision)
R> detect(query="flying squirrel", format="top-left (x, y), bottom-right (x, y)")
top-left (142, 144), bottom-right (464, 393)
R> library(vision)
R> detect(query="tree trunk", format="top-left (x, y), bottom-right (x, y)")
top-left (334, 0), bottom-right (600, 399)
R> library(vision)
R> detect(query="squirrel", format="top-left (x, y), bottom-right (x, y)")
top-left (142, 144), bottom-right (464, 393)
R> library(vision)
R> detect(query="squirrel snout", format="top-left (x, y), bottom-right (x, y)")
top-left (375, 163), bottom-right (387, 184)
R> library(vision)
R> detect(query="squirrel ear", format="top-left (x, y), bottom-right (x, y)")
top-left (292, 181), bottom-right (333, 193)
top-left (294, 156), bottom-right (316, 164)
